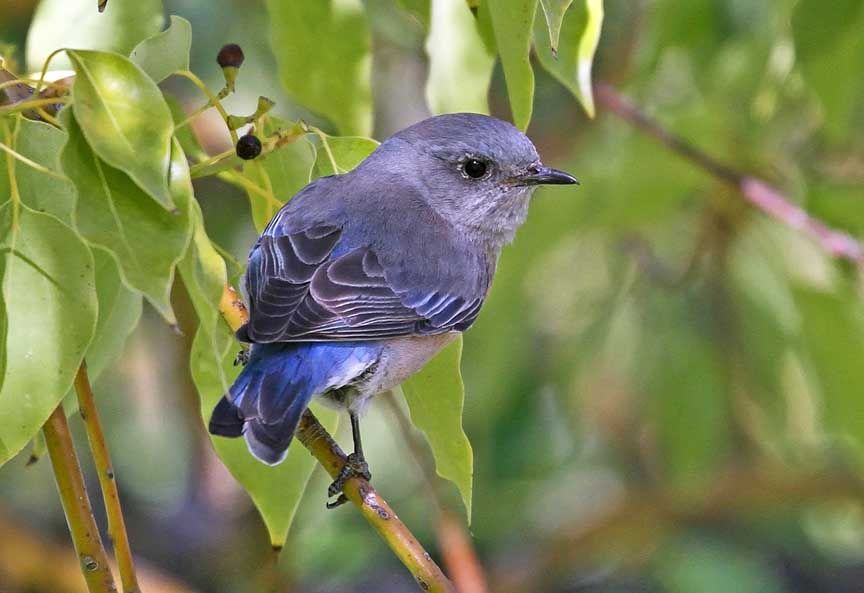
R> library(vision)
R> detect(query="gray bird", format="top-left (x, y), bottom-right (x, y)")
top-left (209, 113), bottom-right (577, 506)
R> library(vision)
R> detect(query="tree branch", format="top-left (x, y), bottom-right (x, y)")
top-left (594, 82), bottom-right (864, 269)
top-left (75, 362), bottom-right (141, 593)
top-left (218, 284), bottom-right (457, 593)
top-left (43, 405), bottom-right (118, 593)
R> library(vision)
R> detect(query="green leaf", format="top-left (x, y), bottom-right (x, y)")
top-left (130, 15), bottom-right (192, 84)
top-left (60, 109), bottom-right (192, 323)
top-left (486, 0), bottom-right (539, 130)
top-left (534, 0), bottom-right (604, 117)
top-left (265, 0), bottom-right (373, 136)
top-left (425, 0), bottom-right (494, 115)
top-left (796, 287), bottom-right (864, 450)
top-left (0, 206), bottom-right (97, 465)
top-left (68, 49), bottom-right (175, 210)
top-left (83, 250), bottom-right (143, 384)
top-left (25, 0), bottom-right (163, 72)
top-left (179, 204), bottom-right (337, 546)
top-left (166, 95), bottom-right (205, 161)
top-left (1, 117), bottom-right (75, 225)
top-left (538, 0), bottom-right (573, 53)
top-left (311, 134), bottom-right (378, 178)
top-left (401, 336), bottom-right (473, 520)
top-left (243, 118), bottom-right (316, 232)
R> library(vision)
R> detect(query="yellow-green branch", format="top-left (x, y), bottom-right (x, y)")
top-left (75, 363), bottom-right (141, 593)
top-left (43, 405), bottom-right (118, 593)
top-left (218, 284), bottom-right (456, 593)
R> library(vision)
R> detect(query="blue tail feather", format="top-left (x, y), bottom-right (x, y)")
top-left (208, 341), bottom-right (381, 465)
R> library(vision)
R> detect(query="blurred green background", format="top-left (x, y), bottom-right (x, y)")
top-left (2, 0), bottom-right (864, 591)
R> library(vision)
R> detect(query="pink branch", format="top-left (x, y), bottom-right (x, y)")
top-left (594, 83), bottom-right (864, 270)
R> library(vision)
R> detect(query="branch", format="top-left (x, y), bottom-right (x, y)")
top-left (42, 405), bottom-right (118, 593)
top-left (594, 83), bottom-right (864, 269)
top-left (75, 362), bottom-right (141, 593)
top-left (218, 284), bottom-right (457, 593)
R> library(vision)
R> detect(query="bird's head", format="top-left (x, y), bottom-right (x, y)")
top-left (365, 113), bottom-right (578, 247)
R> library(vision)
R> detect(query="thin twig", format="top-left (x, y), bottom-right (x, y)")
top-left (74, 363), bottom-right (141, 593)
top-left (43, 405), bottom-right (118, 593)
top-left (594, 82), bottom-right (864, 269)
top-left (218, 284), bottom-right (456, 593)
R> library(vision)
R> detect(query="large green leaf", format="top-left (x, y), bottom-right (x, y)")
top-left (25, 0), bottom-right (163, 72)
top-left (68, 50), bottom-right (175, 210)
top-left (534, 0), bottom-right (604, 117)
top-left (425, 0), bottom-right (494, 115)
top-left (3, 118), bottom-right (75, 225)
top-left (537, 0), bottom-right (573, 53)
top-left (84, 250), bottom-right (143, 384)
top-left (265, 0), bottom-right (373, 136)
top-left (180, 203), bottom-right (337, 546)
top-left (0, 203), bottom-right (96, 464)
top-left (312, 134), bottom-right (379, 178)
top-left (243, 118), bottom-right (316, 232)
top-left (60, 109), bottom-right (192, 322)
top-left (486, 0), bottom-right (539, 130)
top-left (401, 336), bottom-right (473, 520)
top-left (130, 15), bottom-right (192, 84)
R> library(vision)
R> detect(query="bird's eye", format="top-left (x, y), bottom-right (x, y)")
top-left (462, 158), bottom-right (488, 179)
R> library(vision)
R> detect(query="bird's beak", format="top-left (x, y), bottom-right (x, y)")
top-left (518, 165), bottom-right (579, 186)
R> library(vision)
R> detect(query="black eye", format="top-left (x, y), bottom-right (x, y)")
top-left (462, 158), bottom-right (488, 179)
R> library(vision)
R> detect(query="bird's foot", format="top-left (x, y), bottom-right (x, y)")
top-left (233, 347), bottom-right (250, 367)
top-left (325, 452), bottom-right (371, 509)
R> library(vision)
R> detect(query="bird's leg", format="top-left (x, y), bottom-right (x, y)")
top-left (326, 411), bottom-right (372, 509)
top-left (233, 346), bottom-right (250, 367)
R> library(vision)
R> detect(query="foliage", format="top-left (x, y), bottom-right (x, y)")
top-left (3, 0), bottom-right (864, 590)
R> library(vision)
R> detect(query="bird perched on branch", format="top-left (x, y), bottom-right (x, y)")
top-left (209, 113), bottom-right (577, 506)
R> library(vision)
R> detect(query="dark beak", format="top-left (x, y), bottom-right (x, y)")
top-left (519, 165), bottom-right (579, 186)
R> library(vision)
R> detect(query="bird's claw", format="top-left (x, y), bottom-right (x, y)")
top-left (233, 348), bottom-right (250, 367)
top-left (325, 452), bottom-right (371, 509)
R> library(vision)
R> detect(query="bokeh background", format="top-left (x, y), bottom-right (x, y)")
top-left (3, 0), bottom-right (864, 591)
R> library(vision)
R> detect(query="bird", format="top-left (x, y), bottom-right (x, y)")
top-left (209, 113), bottom-right (577, 506)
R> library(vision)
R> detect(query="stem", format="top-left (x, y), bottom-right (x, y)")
top-left (172, 70), bottom-right (238, 144)
top-left (594, 82), bottom-right (864, 269)
top-left (218, 284), bottom-right (456, 593)
top-left (74, 363), bottom-right (141, 593)
top-left (43, 405), bottom-right (118, 593)
top-left (0, 96), bottom-right (69, 115)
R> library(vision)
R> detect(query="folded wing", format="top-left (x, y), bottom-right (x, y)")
top-left (238, 224), bottom-right (484, 343)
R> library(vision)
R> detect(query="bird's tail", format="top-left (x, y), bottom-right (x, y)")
top-left (208, 341), bottom-right (379, 465)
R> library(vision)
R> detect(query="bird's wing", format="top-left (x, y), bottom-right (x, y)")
top-left (237, 224), bottom-right (486, 343)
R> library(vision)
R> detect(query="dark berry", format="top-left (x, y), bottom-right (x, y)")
top-left (217, 44), bottom-right (245, 69)
top-left (236, 134), bottom-right (262, 160)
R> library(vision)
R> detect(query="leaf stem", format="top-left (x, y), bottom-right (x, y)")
top-left (0, 137), bottom-right (71, 181)
top-left (0, 96), bottom-right (70, 115)
top-left (43, 404), bottom-right (118, 593)
top-left (74, 362), bottom-right (141, 593)
top-left (172, 70), bottom-right (238, 144)
top-left (217, 284), bottom-right (456, 593)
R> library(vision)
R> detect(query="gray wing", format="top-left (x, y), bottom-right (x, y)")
top-left (237, 223), bottom-right (486, 343)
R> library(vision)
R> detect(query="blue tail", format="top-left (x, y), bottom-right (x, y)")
top-left (209, 342), bottom-right (381, 465)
